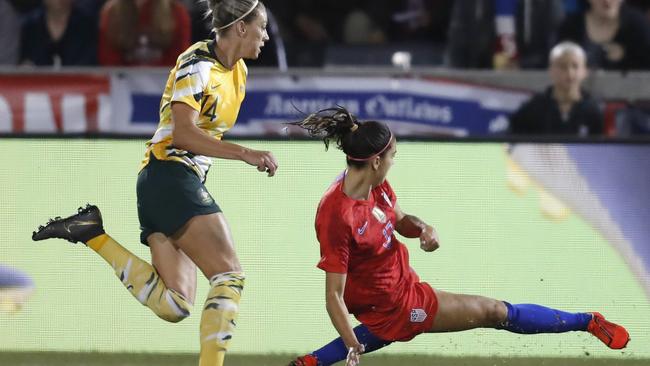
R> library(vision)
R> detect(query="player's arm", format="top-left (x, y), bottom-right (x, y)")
top-left (170, 102), bottom-right (278, 176)
top-left (394, 203), bottom-right (439, 252)
top-left (325, 272), bottom-right (365, 355)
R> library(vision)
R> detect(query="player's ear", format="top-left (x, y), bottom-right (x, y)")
top-left (237, 20), bottom-right (247, 37)
top-left (371, 156), bottom-right (381, 171)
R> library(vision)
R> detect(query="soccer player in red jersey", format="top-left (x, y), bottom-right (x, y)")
top-left (287, 106), bottom-right (630, 366)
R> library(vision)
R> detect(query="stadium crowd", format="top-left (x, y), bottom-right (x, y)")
top-left (2, 0), bottom-right (650, 70)
top-left (1, 0), bottom-right (649, 136)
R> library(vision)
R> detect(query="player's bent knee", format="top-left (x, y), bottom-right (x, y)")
top-left (483, 298), bottom-right (507, 326)
top-left (154, 288), bottom-right (193, 323)
top-left (158, 308), bottom-right (191, 323)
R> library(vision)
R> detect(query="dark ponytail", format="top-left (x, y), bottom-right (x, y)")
top-left (289, 106), bottom-right (393, 167)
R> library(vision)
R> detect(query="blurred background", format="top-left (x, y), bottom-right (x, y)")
top-left (1, 0), bottom-right (650, 365)
top-left (0, 0), bottom-right (650, 137)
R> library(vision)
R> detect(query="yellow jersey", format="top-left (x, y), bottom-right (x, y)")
top-left (141, 40), bottom-right (248, 181)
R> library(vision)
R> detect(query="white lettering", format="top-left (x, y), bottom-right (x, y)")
top-left (264, 94), bottom-right (360, 116)
top-left (261, 93), bottom-right (454, 124)
top-left (364, 95), bottom-right (453, 123)
top-left (489, 115), bottom-right (509, 133)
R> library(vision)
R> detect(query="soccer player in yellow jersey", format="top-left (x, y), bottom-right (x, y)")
top-left (32, 1), bottom-right (276, 365)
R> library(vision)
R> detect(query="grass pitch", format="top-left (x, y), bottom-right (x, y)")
top-left (0, 353), bottom-right (648, 366)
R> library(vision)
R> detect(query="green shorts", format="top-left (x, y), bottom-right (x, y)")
top-left (136, 155), bottom-right (221, 245)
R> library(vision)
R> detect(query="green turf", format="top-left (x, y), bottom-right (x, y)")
top-left (1, 140), bottom-right (649, 358)
top-left (0, 353), bottom-right (648, 366)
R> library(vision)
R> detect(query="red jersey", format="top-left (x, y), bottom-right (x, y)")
top-left (315, 173), bottom-right (420, 317)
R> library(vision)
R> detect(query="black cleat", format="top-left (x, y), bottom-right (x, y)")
top-left (32, 204), bottom-right (105, 244)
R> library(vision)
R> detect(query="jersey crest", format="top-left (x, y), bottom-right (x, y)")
top-left (410, 308), bottom-right (428, 323)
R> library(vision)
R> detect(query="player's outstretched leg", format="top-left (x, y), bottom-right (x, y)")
top-left (587, 312), bottom-right (630, 349)
top-left (497, 303), bottom-right (629, 349)
top-left (32, 204), bottom-right (104, 244)
top-left (430, 290), bottom-right (629, 349)
top-left (199, 272), bottom-right (245, 366)
top-left (499, 303), bottom-right (629, 348)
top-left (32, 205), bottom-right (192, 322)
top-left (288, 325), bottom-right (391, 366)
top-left (288, 355), bottom-right (319, 366)
top-left (171, 213), bottom-right (245, 366)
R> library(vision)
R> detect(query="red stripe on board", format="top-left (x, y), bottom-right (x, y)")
top-left (50, 93), bottom-right (63, 132)
top-left (85, 93), bottom-right (99, 133)
top-left (1, 74), bottom-right (110, 133)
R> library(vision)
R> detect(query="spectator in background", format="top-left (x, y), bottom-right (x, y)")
top-left (98, 0), bottom-right (191, 66)
top-left (341, 0), bottom-right (452, 45)
top-left (76, 0), bottom-right (107, 23)
top-left (515, 0), bottom-right (566, 69)
top-left (562, 0), bottom-right (584, 15)
top-left (0, 0), bottom-right (20, 65)
top-left (492, 0), bottom-right (519, 69)
top-left (343, 6), bottom-right (387, 45)
top-left (447, 0), bottom-right (565, 69)
top-left (269, 0), bottom-right (350, 66)
top-left (20, 0), bottom-right (98, 66)
top-left (180, 0), bottom-right (213, 42)
top-left (558, 0), bottom-right (650, 71)
top-left (509, 42), bottom-right (603, 136)
top-left (625, 0), bottom-right (650, 20)
top-left (288, 0), bottom-right (348, 43)
top-left (8, 0), bottom-right (41, 14)
top-left (387, 0), bottom-right (451, 43)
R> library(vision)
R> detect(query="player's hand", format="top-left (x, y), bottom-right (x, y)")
top-left (243, 149), bottom-right (278, 177)
top-left (345, 343), bottom-right (365, 366)
top-left (420, 225), bottom-right (439, 252)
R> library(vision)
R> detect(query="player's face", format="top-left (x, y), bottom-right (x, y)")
top-left (550, 52), bottom-right (587, 92)
top-left (374, 137), bottom-right (397, 185)
top-left (588, 0), bottom-right (623, 20)
top-left (242, 9), bottom-right (269, 59)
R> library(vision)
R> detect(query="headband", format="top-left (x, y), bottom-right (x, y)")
top-left (346, 132), bottom-right (393, 162)
top-left (217, 0), bottom-right (259, 30)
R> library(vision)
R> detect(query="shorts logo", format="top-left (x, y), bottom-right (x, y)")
top-left (410, 308), bottom-right (427, 323)
top-left (197, 187), bottom-right (214, 205)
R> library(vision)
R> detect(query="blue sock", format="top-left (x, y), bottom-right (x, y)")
top-left (499, 302), bottom-right (592, 334)
top-left (311, 324), bottom-right (392, 366)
